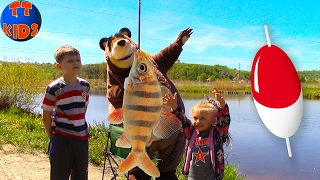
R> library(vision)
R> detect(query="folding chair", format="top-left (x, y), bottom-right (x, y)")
top-left (102, 124), bottom-right (130, 180)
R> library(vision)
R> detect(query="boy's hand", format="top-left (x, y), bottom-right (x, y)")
top-left (163, 92), bottom-right (178, 110)
top-left (212, 87), bottom-right (226, 107)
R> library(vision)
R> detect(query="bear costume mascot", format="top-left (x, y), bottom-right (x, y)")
top-left (99, 27), bottom-right (193, 180)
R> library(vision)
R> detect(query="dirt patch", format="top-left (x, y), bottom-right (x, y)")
top-left (0, 144), bottom-right (120, 180)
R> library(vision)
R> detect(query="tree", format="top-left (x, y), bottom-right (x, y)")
top-left (197, 73), bottom-right (207, 82)
top-left (299, 75), bottom-right (306, 83)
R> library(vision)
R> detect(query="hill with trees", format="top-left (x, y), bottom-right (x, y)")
top-left (167, 62), bottom-right (251, 82)
top-left (1, 60), bottom-right (319, 83)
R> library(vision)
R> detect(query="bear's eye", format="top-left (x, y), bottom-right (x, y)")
top-left (137, 63), bottom-right (148, 73)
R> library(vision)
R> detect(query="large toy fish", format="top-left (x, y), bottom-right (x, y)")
top-left (107, 50), bottom-right (182, 177)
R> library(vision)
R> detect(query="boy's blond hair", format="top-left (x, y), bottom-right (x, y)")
top-left (190, 101), bottom-right (218, 120)
top-left (54, 45), bottom-right (80, 63)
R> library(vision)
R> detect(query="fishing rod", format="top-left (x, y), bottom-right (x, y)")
top-left (138, 0), bottom-right (141, 49)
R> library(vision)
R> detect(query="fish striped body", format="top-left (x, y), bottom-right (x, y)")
top-left (108, 50), bottom-right (182, 177)
top-left (121, 51), bottom-right (162, 177)
top-left (124, 79), bottom-right (162, 153)
top-left (120, 78), bottom-right (162, 177)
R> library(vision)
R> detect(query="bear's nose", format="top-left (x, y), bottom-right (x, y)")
top-left (117, 40), bottom-right (125, 46)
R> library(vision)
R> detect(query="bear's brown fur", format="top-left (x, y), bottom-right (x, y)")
top-left (99, 27), bottom-right (193, 178)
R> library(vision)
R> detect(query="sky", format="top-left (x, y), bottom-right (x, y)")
top-left (0, 0), bottom-right (319, 71)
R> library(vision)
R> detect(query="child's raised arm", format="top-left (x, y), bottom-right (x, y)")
top-left (212, 87), bottom-right (226, 108)
top-left (211, 87), bottom-right (231, 145)
top-left (163, 92), bottom-right (192, 138)
top-left (163, 92), bottom-right (178, 111)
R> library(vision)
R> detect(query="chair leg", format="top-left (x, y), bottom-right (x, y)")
top-left (102, 127), bottom-right (129, 180)
top-left (102, 131), bottom-right (128, 180)
top-left (107, 152), bottom-right (118, 178)
top-left (102, 131), bottom-right (114, 180)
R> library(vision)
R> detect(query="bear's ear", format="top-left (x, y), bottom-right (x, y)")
top-left (119, 27), bottom-right (131, 38)
top-left (99, 37), bottom-right (109, 51)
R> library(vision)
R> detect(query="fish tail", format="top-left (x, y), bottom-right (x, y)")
top-left (138, 152), bottom-right (160, 177)
top-left (117, 151), bottom-right (160, 177)
top-left (117, 152), bottom-right (137, 176)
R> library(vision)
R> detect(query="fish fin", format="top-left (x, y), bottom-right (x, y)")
top-left (118, 151), bottom-right (160, 177)
top-left (107, 108), bottom-right (123, 124)
top-left (153, 108), bottom-right (182, 139)
top-left (115, 133), bottom-right (131, 148)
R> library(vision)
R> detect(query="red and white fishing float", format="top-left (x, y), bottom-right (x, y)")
top-left (251, 25), bottom-right (303, 157)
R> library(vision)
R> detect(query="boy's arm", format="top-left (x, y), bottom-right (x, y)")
top-left (85, 83), bottom-right (89, 114)
top-left (84, 105), bottom-right (88, 114)
top-left (42, 110), bottom-right (53, 139)
top-left (41, 86), bottom-right (56, 139)
top-left (84, 84), bottom-right (90, 116)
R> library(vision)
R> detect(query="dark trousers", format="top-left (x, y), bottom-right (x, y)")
top-left (48, 133), bottom-right (88, 180)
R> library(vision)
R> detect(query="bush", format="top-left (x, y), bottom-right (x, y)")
top-left (0, 62), bottom-right (46, 112)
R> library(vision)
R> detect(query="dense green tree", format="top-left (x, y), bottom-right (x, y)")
top-left (197, 73), bottom-right (208, 82)
top-left (299, 75), bottom-right (306, 83)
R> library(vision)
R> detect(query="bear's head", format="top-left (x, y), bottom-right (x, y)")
top-left (99, 28), bottom-right (138, 69)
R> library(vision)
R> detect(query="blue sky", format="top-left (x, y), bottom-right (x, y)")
top-left (0, 0), bottom-right (319, 71)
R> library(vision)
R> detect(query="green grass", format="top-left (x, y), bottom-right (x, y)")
top-left (224, 163), bottom-right (246, 180)
top-left (87, 121), bottom-right (109, 165)
top-left (0, 107), bottom-right (108, 165)
top-left (0, 107), bottom-right (245, 179)
top-left (302, 86), bottom-right (320, 99)
top-left (0, 107), bottom-right (47, 153)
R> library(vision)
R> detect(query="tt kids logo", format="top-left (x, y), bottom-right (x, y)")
top-left (1, 0), bottom-right (41, 41)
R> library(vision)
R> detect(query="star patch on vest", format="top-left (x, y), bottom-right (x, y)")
top-left (194, 148), bottom-right (209, 163)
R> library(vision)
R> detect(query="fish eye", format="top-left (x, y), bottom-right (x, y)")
top-left (137, 63), bottom-right (148, 73)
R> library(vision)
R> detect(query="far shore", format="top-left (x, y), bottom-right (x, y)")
top-left (88, 79), bottom-right (320, 100)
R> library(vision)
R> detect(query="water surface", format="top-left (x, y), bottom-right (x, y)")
top-left (38, 91), bottom-right (320, 179)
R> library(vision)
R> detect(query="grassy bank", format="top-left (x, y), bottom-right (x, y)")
top-left (0, 107), bottom-right (245, 180)
top-left (0, 107), bottom-right (108, 165)
top-left (173, 80), bottom-right (320, 100)
top-left (175, 83), bottom-right (320, 99)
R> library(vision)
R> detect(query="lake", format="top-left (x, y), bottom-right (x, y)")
top-left (37, 91), bottom-right (320, 179)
